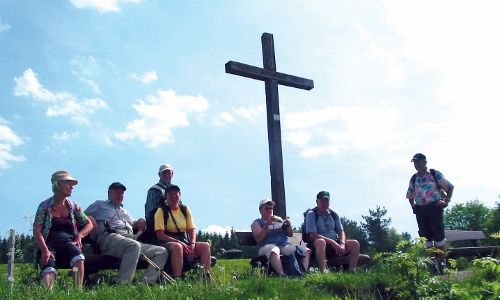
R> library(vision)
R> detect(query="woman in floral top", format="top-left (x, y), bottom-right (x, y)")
top-left (33, 170), bottom-right (93, 289)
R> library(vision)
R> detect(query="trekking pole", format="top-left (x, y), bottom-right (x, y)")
top-left (140, 253), bottom-right (175, 284)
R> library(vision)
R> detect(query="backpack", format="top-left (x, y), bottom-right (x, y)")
top-left (250, 246), bottom-right (306, 276)
top-left (411, 168), bottom-right (439, 189)
top-left (301, 207), bottom-right (339, 245)
top-left (137, 202), bottom-right (188, 244)
top-left (410, 168), bottom-right (447, 199)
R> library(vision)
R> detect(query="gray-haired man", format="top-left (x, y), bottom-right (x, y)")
top-left (85, 182), bottom-right (168, 284)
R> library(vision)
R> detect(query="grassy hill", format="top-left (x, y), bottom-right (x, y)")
top-left (1, 249), bottom-right (499, 299)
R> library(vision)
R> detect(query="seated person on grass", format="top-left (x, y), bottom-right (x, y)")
top-left (85, 182), bottom-right (168, 284)
top-left (154, 185), bottom-right (212, 280)
top-left (33, 170), bottom-right (93, 289)
top-left (251, 198), bottom-right (310, 276)
top-left (305, 191), bottom-right (360, 272)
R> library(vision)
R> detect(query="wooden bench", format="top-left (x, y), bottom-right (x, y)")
top-left (81, 237), bottom-right (148, 278)
top-left (445, 230), bottom-right (500, 259)
top-left (235, 231), bottom-right (371, 270)
top-left (81, 236), bottom-right (216, 281)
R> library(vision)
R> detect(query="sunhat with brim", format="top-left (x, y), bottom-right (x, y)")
top-left (51, 170), bottom-right (78, 185)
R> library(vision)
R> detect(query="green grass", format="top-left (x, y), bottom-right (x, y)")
top-left (1, 255), bottom-right (499, 300)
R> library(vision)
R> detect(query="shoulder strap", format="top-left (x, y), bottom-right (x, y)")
top-left (159, 203), bottom-right (171, 230)
top-left (328, 209), bottom-right (339, 223)
top-left (179, 204), bottom-right (188, 218)
top-left (162, 204), bottom-right (187, 233)
top-left (429, 169), bottom-right (440, 189)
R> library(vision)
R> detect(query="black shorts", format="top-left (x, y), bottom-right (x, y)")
top-left (414, 202), bottom-right (445, 243)
top-left (39, 242), bottom-right (84, 273)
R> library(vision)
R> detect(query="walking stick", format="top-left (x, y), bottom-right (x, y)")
top-left (140, 253), bottom-right (175, 284)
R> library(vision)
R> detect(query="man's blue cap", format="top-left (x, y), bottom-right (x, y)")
top-left (411, 153), bottom-right (427, 162)
top-left (316, 191), bottom-right (330, 199)
top-left (108, 182), bottom-right (126, 191)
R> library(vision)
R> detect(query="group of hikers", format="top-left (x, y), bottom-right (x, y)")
top-left (33, 153), bottom-right (454, 288)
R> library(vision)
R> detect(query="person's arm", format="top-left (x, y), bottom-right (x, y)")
top-left (251, 220), bottom-right (266, 244)
top-left (186, 228), bottom-right (196, 245)
top-left (74, 218), bottom-right (93, 248)
top-left (34, 223), bottom-right (53, 266)
top-left (307, 212), bottom-right (342, 250)
top-left (283, 218), bottom-right (293, 237)
top-left (145, 188), bottom-right (160, 218)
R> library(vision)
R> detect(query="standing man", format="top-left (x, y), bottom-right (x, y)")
top-left (85, 182), bottom-right (168, 284)
top-left (145, 164), bottom-right (174, 220)
top-left (305, 191), bottom-right (360, 272)
top-left (406, 153), bottom-right (454, 260)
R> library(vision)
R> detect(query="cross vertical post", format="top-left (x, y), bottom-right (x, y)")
top-left (225, 33), bottom-right (314, 218)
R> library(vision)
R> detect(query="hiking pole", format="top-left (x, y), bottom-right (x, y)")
top-left (140, 253), bottom-right (175, 284)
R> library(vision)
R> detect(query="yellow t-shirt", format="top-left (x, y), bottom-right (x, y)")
top-left (154, 205), bottom-right (195, 232)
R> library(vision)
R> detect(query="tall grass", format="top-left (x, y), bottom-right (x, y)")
top-left (2, 241), bottom-right (499, 299)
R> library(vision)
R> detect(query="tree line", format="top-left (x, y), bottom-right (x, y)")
top-left (1, 200), bottom-right (498, 263)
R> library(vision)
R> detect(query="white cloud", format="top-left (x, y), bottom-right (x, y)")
top-left (0, 20), bottom-right (10, 32)
top-left (283, 105), bottom-right (401, 157)
top-left (201, 225), bottom-right (232, 236)
top-left (212, 105), bottom-right (265, 127)
top-left (69, 0), bottom-right (143, 13)
top-left (51, 131), bottom-right (79, 141)
top-left (131, 71), bottom-right (158, 84)
top-left (0, 120), bottom-right (25, 169)
top-left (14, 68), bottom-right (108, 124)
top-left (70, 55), bottom-right (101, 94)
top-left (213, 112), bottom-right (235, 127)
top-left (381, 0), bottom-right (500, 193)
top-left (115, 89), bottom-right (209, 147)
top-left (234, 105), bottom-right (265, 123)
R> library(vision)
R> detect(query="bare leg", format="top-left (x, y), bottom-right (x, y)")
top-left (269, 251), bottom-right (285, 276)
top-left (302, 249), bottom-right (311, 271)
top-left (42, 272), bottom-right (56, 290)
top-left (168, 243), bottom-right (184, 278)
top-left (195, 242), bottom-right (212, 274)
top-left (73, 260), bottom-right (84, 288)
top-left (313, 239), bottom-right (327, 272)
top-left (345, 239), bottom-right (360, 272)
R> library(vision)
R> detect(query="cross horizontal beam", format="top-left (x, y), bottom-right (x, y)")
top-left (225, 61), bottom-right (314, 90)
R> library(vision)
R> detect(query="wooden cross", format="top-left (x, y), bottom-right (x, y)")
top-left (225, 33), bottom-right (314, 218)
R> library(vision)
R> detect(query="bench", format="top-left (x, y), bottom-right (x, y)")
top-left (445, 230), bottom-right (500, 259)
top-left (81, 237), bottom-right (148, 278)
top-left (235, 231), bottom-right (371, 270)
top-left (81, 236), bottom-right (216, 281)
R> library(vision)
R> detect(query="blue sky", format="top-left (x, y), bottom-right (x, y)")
top-left (1, 0), bottom-right (499, 237)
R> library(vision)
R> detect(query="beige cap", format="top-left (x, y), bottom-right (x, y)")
top-left (158, 164), bottom-right (173, 173)
top-left (259, 198), bottom-right (275, 210)
top-left (51, 170), bottom-right (78, 185)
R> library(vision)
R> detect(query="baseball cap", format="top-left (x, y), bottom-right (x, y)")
top-left (259, 198), bottom-right (275, 210)
top-left (316, 191), bottom-right (330, 200)
top-left (411, 153), bottom-right (427, 162)
top-left (158, 164), bottom-right (173, 173)
top-left (108, 182), bottom-right (127, 191)
top-left (166, 184), bottom-right (181, 193)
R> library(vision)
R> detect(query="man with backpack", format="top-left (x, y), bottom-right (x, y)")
top-left (406, 153), bottom-right (454, 262)
top-left (304, 191), bottom-right (360, 272)
top-left (154, 185), bottom-right (212, 280)
top-left (145, 164), bottom-right (174, 220)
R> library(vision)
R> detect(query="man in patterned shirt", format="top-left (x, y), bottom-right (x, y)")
top-left (406, 153), bottom-right (454, 257)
